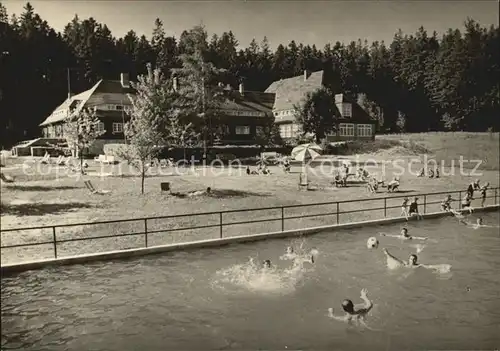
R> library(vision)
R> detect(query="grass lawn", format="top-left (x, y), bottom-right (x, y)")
top-left (1, 150), bottom-right (499, 265)
top-left (377, 132), bottom-right (500, 170)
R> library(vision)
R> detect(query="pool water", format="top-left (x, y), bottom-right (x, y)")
top-left (2, 211), bottom-right (500, 350)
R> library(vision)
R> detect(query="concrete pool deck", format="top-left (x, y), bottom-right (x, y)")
top-left (1, 204), bottom-right (498, 275)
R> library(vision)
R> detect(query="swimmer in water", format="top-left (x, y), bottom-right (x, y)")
top-left (280, 246), bottom-right (297, 260)
top-left (383, 249), bottom-right (446, 271)
top-left (380, 228), bottom-right (427, 241)
top-left (262, 259), bottom-right (272, 269)
top-left (460, 217), bottom-right (498, 230)
top-left (327, 288), bottom-right (373, 326)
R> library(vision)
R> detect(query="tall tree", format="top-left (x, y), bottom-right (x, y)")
top-left (294, 87), bottom-right (339, 143)
top-left (121, 63), bottom-right (176, 194)
top-left (174, 25), bottom-right (227, 158)
top-left (63, 107), bottom-right (106, 171)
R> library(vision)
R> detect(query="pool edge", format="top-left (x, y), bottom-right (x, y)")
top-left (2, 205), bottom-right (499, 275)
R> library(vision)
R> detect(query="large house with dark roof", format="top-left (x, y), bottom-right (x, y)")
top-left (212, 82), bottom-right (275, 145)
top-left (39, 73), bottom-right (133, 154)
top-left (265, 70), bottom-right (377, 141)
top-left (39, 74), bottom-right (276, 154)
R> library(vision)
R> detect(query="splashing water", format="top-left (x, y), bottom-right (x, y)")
top-left (211, 257), bottom-right (313, 295)
top-left (411, 244), bottom-right (426, 254)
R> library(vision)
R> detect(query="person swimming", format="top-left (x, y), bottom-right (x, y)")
top-left (460, 217), bottom-right (498, 229)
top-left (280, 246), bottom-right (297, 260)
top-left (379, 228), bottom-right (427, 241)
top-left (383, 249), bottom-right (448, 272)
top-left (327, 288), bottom-right (373, 326)
top-left (262, 259), bottom-right (272, 269)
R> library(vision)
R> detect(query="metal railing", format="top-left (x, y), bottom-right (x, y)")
top-left (1, 187), bottom-right (498, 262)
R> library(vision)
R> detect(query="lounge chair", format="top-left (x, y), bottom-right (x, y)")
top-left (40, 153), bottom-right (50, 164)
top-left (84, 180), bottom-right (111, 194)
top-left (0, 172), bottom-right (14, 183)
top-left (56, 155), bottom-right (69, 166)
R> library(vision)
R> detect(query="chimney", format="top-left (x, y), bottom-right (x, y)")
top-left (304, 70), bottom-right (310, 81)
top-left (120, 73), bottom-right (130, 88)
top-left (173, 76), bottom-right (179, 92)
top-left (239, 83), bottom-right (244, 95)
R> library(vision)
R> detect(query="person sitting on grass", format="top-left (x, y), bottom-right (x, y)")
top-left (417, 168), bottom-right (425, 177)
top-left (283, 159), bottom-right (291, 173)
top-left (408, 197), bottom-right (422, 220)
top-left (380, 228), bottom-right (427, 241)
top-left (428, 168), bottom-right (434, 178)
top-left (246, 166), bottom-right (251, 175)
top-left (262, 165), bottom-right (271, 175)
top-left (435, 167), bottom-right (440, 178)
top-left (327, 289), bottom-right (373, 327)
top-left (387, 177), bottom-right (400, 192)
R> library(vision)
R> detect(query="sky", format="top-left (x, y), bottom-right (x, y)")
top-left (3, 0), bottom-right (499, 49)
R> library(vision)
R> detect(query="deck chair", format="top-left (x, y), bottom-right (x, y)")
top-left (84, 180), bottom-right (111, 195)
top-left (298, 173), bottom-right (309, 190)
top-left (40, 153), bottom-right (50, 164)
top-left (387, 181), bottom-right (400, 192)
top-left (57, 155), bottom-right (69, 166)
top-left (0, 172), bottom-right (14, 183)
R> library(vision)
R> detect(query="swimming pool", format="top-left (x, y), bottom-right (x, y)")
top-left (2, 211), bottom-right (499, 350)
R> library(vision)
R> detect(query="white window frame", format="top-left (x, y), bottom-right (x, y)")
top-left (357, 124), bottom-right (372, 137)
top-left (97, 122), bottom-right (105, 133)
top-left (339, 123), bottom-right (355, 137)
top-left (112, 122), bottom-right (123, 133)
top-left (279, 124), bottom-right (293, 138)
top-left (235, 126), bottom-right (250, 135)
top-left (342, 103), bottom-right (352, 118)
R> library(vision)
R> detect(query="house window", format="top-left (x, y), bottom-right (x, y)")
top-left (291, 123), bottom-right (300, 137)
top-left (116, 105), bottom-right (123, 110)
top-left (97, 122), bottom-right (105, 133)
top-left (235, 126), bottom-right (250, 135)
top-left (279, 124), bottom-right (294, 138)
top-left (112, 122), bottom-right (123, 133)
top-left (338, 123), bottom-right (355, 137)
top-left (357, 124), bottom-right (372, 137)
top-left (342, 103), bottom-right (352, 118)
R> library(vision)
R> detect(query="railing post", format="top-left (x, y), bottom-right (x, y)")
top-left (281, 207), bottom-right (285, 231)
top-left (144, 219), bottom-right (148, 248)
top-left (458, 191), bottom-right (462, 209)
top-left (384, 198), bottom-right (387, 218)
top-left (336, 202), bottom-right (340, 224)
top-left (52, 226), bottom-right (57, 259)
top-left (423, 194), bottom-right (427, 214)
top-left (219, 212), bottom-right (223, 238)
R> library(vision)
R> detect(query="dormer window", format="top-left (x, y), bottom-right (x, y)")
top-left (342, 103), bottom-right (352, 118)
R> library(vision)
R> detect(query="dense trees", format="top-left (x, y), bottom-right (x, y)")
top-left (1, 2), bottom-right (499, 148)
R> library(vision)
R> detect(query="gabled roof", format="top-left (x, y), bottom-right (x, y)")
top-left (265, 71), bottom-right (324, 111)
top-left (39, 80), bottom-right (135, 126)
top-left (217, 90), bottom-right (275, 116)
